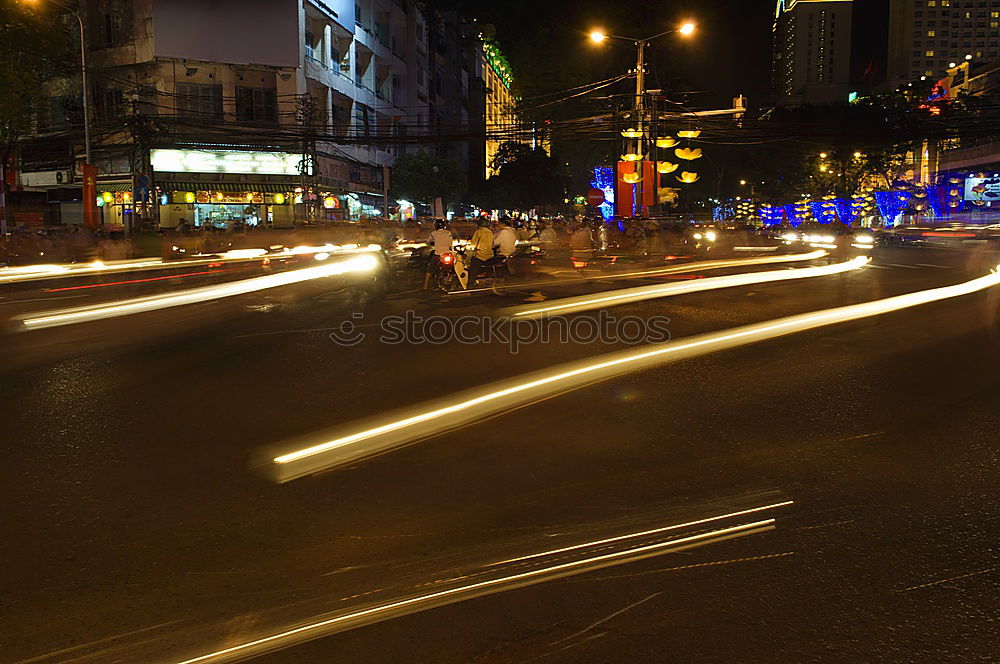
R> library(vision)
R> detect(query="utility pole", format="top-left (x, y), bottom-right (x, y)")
top-left (634, 39), bottom-right (645, 218)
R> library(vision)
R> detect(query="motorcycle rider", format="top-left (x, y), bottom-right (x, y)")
top-left (493, 217), bottom-right (518, 260)
top-left (467, 217), bottom-right (495, 288)
top-left (422, 218), bottom-right (454, 290)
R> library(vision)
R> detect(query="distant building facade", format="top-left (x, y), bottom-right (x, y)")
top-left (773, 0), bottom-right (854, 104)
top-left (886, 0), bottom-right (1000, 87)
top-left (15, 0), bottom-right (500, 228)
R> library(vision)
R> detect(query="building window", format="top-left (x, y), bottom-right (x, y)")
top-left (926, 49), bottom-right (935, 55)
top-left (355, 102), bottom-right (371, 137)
top-left (304, 30), bottom-right (314, 60)
top-left (102, 88), bottom-right (125, 120)
top-left (102, 8), bottom-right (130, 48)
top-left (38, 95), bottom-right (75, 130)
top-left (235, 87), bottom-right (276, 122)
top-left (928, 29), bottom-right (936, 35)
top-left (175, 83), bottom-right (223, 119)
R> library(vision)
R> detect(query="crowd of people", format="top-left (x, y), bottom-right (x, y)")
top-left (0, 216), bottom-right (669, 268)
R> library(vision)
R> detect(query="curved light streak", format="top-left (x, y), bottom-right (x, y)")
top-left (508, 256), bottom-right (868, 319)
top-left (453, 250), bottom-right (828, 296)
top-left (173, 519), bottom-right (773, 664)
top-left (0, 245), bottom-right (381, 286)
top-left (270, 265), bottom-right (1000, 481)
top-left (17, 253), bottom-right (380, 330)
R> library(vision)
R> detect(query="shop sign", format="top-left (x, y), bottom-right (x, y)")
top-left (151, 149), bottom-right (302, 175)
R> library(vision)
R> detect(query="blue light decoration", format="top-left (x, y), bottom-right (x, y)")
top-left (590, 167), bottom-right (615, 221)
top-left (783, 204), bottom-right (802, 227)
top-left (809, 201), bottom-right (838, 224)
top-left (713, 201), bottom-right (735, 221)
top-left (874, 190), bottom-right (911, 226)
top-left (759, 204), bottom-right (784, 226)
top-left (834, 198), bottom-right (855, 224)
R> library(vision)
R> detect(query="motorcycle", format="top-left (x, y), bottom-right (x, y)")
top-left (436, 248), bottom-right (511, 294)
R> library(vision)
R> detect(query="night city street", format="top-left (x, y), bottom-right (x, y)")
top-left (3, 240), bottom-right (1000, 663)
top-left (4, 0), bottom-right (1000, 662)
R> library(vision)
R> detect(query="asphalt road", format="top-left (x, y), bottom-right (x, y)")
top-left (2, 242), bottom-right (999, 663)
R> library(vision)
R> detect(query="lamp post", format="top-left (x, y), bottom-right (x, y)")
top-left (590, 22), bottom-right (695, 217)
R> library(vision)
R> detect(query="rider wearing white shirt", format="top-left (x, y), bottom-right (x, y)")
top-left (493, 218), bottom-right (518, 257)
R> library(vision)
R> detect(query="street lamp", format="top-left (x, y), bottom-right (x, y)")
top-left (588, 22), bottom-right (697, 216)
top-left (20, 0), bottom-right (91, 166)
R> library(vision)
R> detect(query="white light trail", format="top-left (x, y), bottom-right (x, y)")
top-left (488, 500), bottom-right (793, 566)
top-left (172, 519), bottom-right (773, 664)
top-left (508, 256), bottom-right (868, 318)
top-left (453, 250), bottom-right (829, 295)
top-left (17, 253), bottom-right (380, 330)
top-left (269, 266), bottom-right (1000, 482)
top-left (0, 245), bottom-right (382, 285)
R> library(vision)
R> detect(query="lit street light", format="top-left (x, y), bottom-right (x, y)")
top-left (588, 21), bottom-right (697, 216)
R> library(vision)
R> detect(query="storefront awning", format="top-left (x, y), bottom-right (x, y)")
top-left (160, 182), bottom-right (294, 193)
top-left (96, 182), bottom-right (132, 192)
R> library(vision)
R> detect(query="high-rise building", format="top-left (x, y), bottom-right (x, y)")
top-left (773, 0), bottom-right (854, 104)
top-left (886, 0), bottom-right (1000, 86)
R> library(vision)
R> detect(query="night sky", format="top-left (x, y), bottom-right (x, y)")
top-left (454, 0), bottom-right (890, 111)
top-left (464, 0), bottom-right (778, 109)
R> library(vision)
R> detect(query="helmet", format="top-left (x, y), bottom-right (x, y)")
top-left (434, 219), bottom-right (447, 230)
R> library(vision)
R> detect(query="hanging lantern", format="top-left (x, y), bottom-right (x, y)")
top-left (215, 192), bottom-right (224, 201)
top-left (184, 192), bottom-right (195, 203)
top-left (101, 191), bottom-right (113, 203)
top-left (95, 196), bottom-right (104, 207)
top-left (621, 128), bottom-right (642, 139)
top-left (655, 137), bottom-right (678, 148)
top-left (273, 193), bottom-right (286, 204)
top-left (674, 147), bottom-right (703, 160)
top-left (677, 171), bottom-right (699, 184)
top-left (949, 189), bottom-right (960, 196)
top-left (622, 172), bottom-right (641, 184)
top-left (620, 153), bottom-right (642, 162)
top-left (677, 130), bottom-right (701, 139)
top-left (323, 196), bottom-right (337, 208)
top-left (657, 162), bottom-right (679, 174)
top-left (949, 177), bottom-right (962, 184)
top-left (122, 191), bottom-right (132, 203)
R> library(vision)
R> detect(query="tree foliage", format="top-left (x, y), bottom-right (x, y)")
top-left (0, 3), bottom-right (70, 155)
top-left (388, 151), bottom-right (466, 205)
top-left (473, 141), bottom-right (568, 211)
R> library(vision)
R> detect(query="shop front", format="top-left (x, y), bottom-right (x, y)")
top-left (152, 148), bottom-right (305, 228)
top-left (157, 184), bottom-right (294, 228)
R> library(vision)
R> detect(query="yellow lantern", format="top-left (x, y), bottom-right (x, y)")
top-left (101, 191), bottom-right (113, 203)
top-left (621, 128), bottom-right (642, 139)
top-left (323, 195), bottom-right (337, 209)
top-left (184, 192), bottom-right (195, 203)
top-left (273, 193), bottom-right (286, 204)
top-left (674, 147), bottom-right (703, 160)
top-left (622, 172), bottom-right (641, 184)
top-left (215, 192), bottom-right (224, 201)
top-left (677, 171), bottom-right (700, 184)
top-left (655, 137), bottom-right (678, 148)
top-left (620, 153), bottom-right (642, 162)
top-left (657, 162), bottom-right (679, 174)
top-left (677, 130), bottom-right (701, 139)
